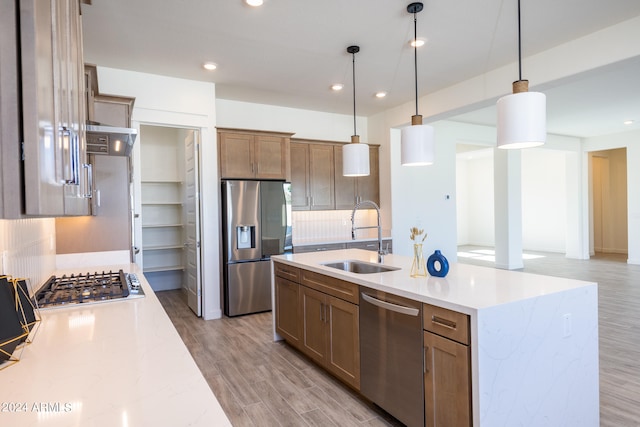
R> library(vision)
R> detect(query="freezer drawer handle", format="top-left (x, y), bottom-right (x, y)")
top-left (361, 293), bottom-right (419, 316)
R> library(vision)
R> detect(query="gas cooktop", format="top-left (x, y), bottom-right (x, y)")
top-left (35, 270), bottom-right (144, 309)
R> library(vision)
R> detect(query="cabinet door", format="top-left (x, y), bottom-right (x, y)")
top-left (275, 276), bottom-right (301, 348)
top-left (290, 142), bottom-right (310, 210)
top-left (300, 286), bottom-right (328, 365)
top-left (308, 144), bottom-right (335, 210)
top-left (219, 132), bottom-right (254, 178)
top-left (357, 147), bottom-right (379, 205)
top-left (423, 331), bottom-right (471, 427)
top-left (334, 145), bottom-right (357, 209)
top-left (255, 135), bottom-right (286, 179)
top-left (326, 296), bottom-right (360, 390)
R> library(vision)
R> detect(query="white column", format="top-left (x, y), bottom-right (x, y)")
top-left (494, 149), bottom-right (523, 269)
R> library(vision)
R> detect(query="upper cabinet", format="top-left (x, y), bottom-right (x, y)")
top-left (85, 64), bottom-right (135, 128)
top-left (1, 0), bottom-right (90, 217)
top-left (291, 139), bottom-right (379, 211)
top-left (218, 128), bottom-right (293, 180)
top-left (334, 145), bottom-right (379, 209)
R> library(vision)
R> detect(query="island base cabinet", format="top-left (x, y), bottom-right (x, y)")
top-left (274, 276), bottom-right (302, 349)
top-left (423, 331), bottom-right (471, 427)
top-left (300, 285), bottom-right (360, 390)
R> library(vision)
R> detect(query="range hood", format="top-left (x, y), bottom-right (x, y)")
top-left (86, 124), bottom-right (137, 156)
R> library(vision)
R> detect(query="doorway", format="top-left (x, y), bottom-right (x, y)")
top-left (137, 124), bottom-right (203, 316)
top-left (591, 148), bottom-right (628, 257)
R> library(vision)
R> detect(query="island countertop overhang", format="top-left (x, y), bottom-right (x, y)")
top-left (272, 248), bottom-right (597, 314)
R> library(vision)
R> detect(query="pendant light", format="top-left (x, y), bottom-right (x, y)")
top-left (343, 45), bottom-right (370, 177)
top-left (496, 0), bottom-right (546, 149)
top-left (401, 2), bottom-right (434, 166)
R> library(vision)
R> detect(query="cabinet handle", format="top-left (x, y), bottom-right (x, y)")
top-left (82, 163), bottom-right (93, 198)
top-left (431, 315), bottom-right (457, 330)
top-left (320, 303), bottom-right (324, 322)
top-left (424, 346), bottom-right (430, 373)
top-left (325, 304), bottom-right (329, 324)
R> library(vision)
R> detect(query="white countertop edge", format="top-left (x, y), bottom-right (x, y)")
top-left (272, 249), bottom-right (597, 315)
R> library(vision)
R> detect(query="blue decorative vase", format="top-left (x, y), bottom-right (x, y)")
top-left (427, 250), bottom-right (449, 277)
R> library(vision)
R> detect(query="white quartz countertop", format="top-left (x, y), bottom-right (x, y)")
top-left (272, 249), bottom-right (597, 314)
top-left (0, 264), bottom-right (230, 427)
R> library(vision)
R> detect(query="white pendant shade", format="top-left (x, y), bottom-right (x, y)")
top-left (401, 124), bottom-right (434, 166)
top-left (497, 90), bottom-right (546, 149)
top-left (343, 141), bottom-right (370, 176)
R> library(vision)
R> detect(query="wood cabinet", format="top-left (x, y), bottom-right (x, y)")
top-left (84, 64), bottom-right (135, 129)
top-left (218, 128), bottom-right (292, 180)
top-left (334, 145), bottom-right (380, 209)
top-left (423, 304), bottom-right (471, 427)
top-left (293, 243), bottom-right (346, 253)
top-left (346, 238), bottom-right (392, 254)
top-left (291, 139), bottom-right (379, 211)
top-left (2, 0), bottom-right (90, 217)
top-left (300, 284), bottom-right (360, 389)
top-left (273, 261), bottom-right (360, 390)
top-left (274, 264), bottom-right (302, 348)
top-left (290, 141), bottom-right (335, 210)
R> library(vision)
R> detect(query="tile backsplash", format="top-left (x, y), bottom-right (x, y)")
top-left (0, 218), bottom-right (56, 291)
top-left (292, 210), bottom-right (380, 243)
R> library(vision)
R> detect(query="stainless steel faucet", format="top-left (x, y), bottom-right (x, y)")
top-left (351, 200), bottom-right (387, 262)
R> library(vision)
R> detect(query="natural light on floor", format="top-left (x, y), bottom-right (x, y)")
top-left (457, 248), bottom-right (546, 262)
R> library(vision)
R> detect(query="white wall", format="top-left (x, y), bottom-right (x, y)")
top-left (457, 149), bottom-right (495, 247)
top-left (216, 99), bottom-right (366, 142)
top-left (96, 67), bottom-right (221, 319)
top-left (389, 124), bottom-right (458, 261)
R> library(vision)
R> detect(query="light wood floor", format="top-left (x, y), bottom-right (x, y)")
top-left (157, 249), bottom-right (640, 426)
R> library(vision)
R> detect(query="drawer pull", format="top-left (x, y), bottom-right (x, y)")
top-left (431, 315), bottom-right (457, 330)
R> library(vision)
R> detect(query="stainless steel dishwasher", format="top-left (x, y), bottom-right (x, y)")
top-left (360, 289), bottom-right (424, 427)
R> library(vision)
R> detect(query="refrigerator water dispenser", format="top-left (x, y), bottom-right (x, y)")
top-left (236, 225), bottom-right (255, 249)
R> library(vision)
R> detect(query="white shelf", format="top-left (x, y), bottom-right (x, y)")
top-left (142, 223), bottom-right (183, 228)
top-left (143, 244), bottom-right (184, 251)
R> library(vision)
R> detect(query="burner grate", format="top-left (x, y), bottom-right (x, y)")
top-left (36, 270), bottom-right (131, 308)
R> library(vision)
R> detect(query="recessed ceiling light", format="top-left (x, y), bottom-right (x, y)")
top-left (203, 62), bottom-right (217, 71)
top-left (245, 0), bottom-right (263, 6)
top-left (623, 120), bottom-right (634, 125)
top-left (331, 84), bottom-right (344, 91)
top-left (375, 91), bottom-right (387, 98)
top-left (410, 38), bottom-right (426, 48)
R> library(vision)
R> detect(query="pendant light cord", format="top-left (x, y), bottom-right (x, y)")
top-left (352, 51), bottom-right (357, 136)
top-left (517, 0), bottom-right (522, 81)
top-left (413, 10), bottom-right (419, 116)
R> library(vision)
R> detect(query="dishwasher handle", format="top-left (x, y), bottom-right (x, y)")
top-left (361, 293), bottom-right (420, 316)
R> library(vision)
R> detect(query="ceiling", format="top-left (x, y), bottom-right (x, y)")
top-left (81, 0), bottom-right (640, 138)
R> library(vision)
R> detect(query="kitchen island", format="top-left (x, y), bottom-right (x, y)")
top-left (271, 249), bottom-right (599, 426)
top-left (0, 264), bottom-right (230, 427)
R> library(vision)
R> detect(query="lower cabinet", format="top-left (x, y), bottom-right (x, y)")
top-left (273, 261), bottom-right (360, 390)
top-left (300, 285), bottom-right (360, 389)
top-left (423, 304), bottom-right (472, 427)
top-left (274, 275), bottom-right (302, 348)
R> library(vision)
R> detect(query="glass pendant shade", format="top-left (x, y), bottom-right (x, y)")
top-left (343, 137), bottom-right (370, 176)
top-left (401, 122), bottom-right (434, 166)
top-left (497, 90), bottom-right (546, 149)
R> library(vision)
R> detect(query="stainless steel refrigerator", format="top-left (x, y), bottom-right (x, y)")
top-left (222, 180), bottom-right (292, 317)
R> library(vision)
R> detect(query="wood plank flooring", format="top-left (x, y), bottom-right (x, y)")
top-left (157, 291), bottom-right (401, 426)
top-left (157, 248), bottom-right (640, 426)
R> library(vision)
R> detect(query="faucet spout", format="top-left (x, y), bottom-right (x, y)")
top-left (350, 200), bottom-right (386, 262)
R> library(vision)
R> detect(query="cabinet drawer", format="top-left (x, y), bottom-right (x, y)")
top-left (293, 243), bottom-right (346, 253)
top-left (274, 262), bottom-right (300, 282)
top-left (300, 270), bottom-right (359, 304)
top-left (423, 304), bottom-right (470, 345)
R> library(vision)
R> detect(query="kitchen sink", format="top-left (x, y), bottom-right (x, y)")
top-left (321, 260), bottom-right (399, 274)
